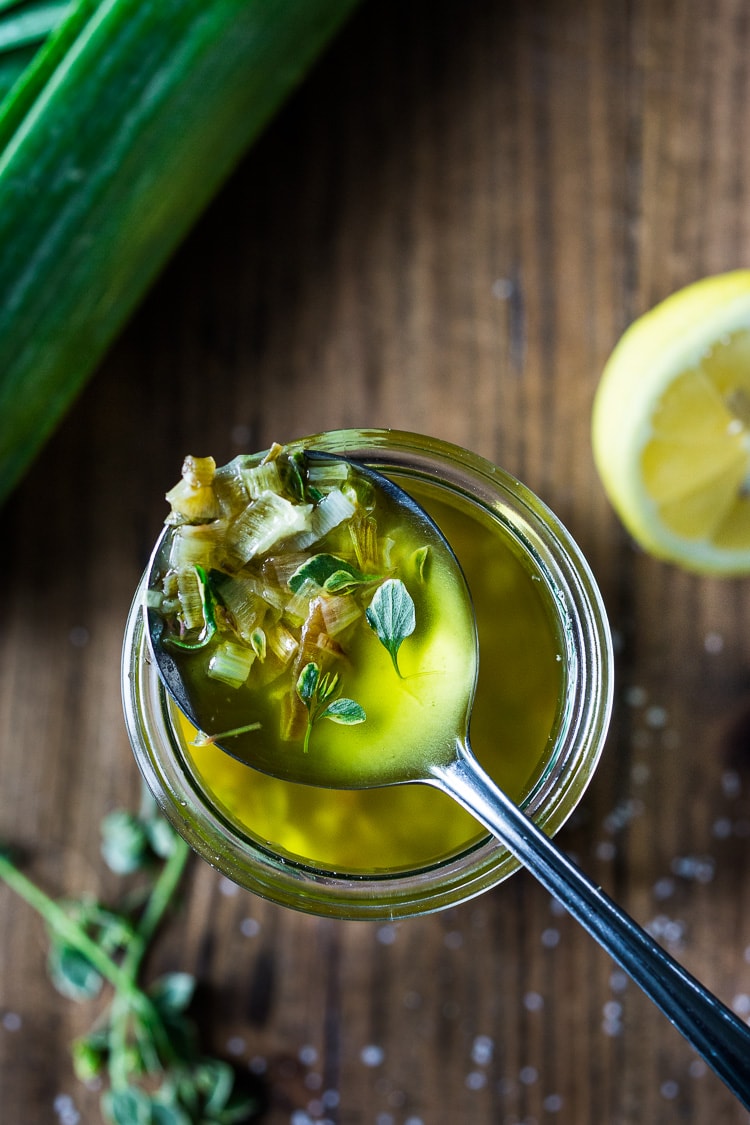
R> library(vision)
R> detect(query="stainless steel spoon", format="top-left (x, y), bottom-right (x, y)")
top-left (146, 454), bottom-right (750, 1108)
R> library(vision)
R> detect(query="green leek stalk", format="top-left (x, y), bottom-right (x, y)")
top-left (0, 0), bottom-right (360, 505)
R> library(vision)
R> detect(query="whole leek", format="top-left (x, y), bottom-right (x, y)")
top-left (0, 0), bottom-right (360, 505)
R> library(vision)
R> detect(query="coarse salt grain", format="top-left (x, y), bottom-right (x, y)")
top-left (2, 1012), bottom-right (22, 1031)
top-left (733, 994), bottom-right (750, 1017)
top-left (624, 685), bottom-right (647, 707)
top-left (523, 992), bottom-right (544, 1012)
top-left (465, 1070), bottom-right (487, 1090)
top-left (541, 928), bottom-right (561, 949)
top-left (471, 1035), bottom-right (494, 1065)
top-left (360, 1044), bottom-right (385, 1067)
top-left (704, 631), bottom-right (724, 654)
top-left (645, 705), bottom-right (668, 729)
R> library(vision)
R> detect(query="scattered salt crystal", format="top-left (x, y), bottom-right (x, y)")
top-left (218, 876), bottom-right (239, 896)
top-left (298, 1044), bottom-right (318, 1066)
top-left (248, 1056), bottom-right (267, 1075)
top-left (713, 817), bottom-right (732, 839)
top-left (523, 991), bottom-right (544, 1012)
top-left (652, 877), bottom-right (675, 901)
top-left (68, 626), bottom-right (89, 648)
top-left (2, 1012), bottom-right (22, 1031)
top-left (471, 1034), bottom-right (494, 1064)
top-left (304, 1072), bottom-right (322, 1091)
top-left (53, 1095), bottom-right (80, 1125)
top-left (732, 994), bottom-right (750, 1017)
top-left (444, 930), bottom-right (463, 949)
top-left (360, 1044), bottom-right (384, 1067)
top-left (646, 915), bottom-right (686, 947)
top-left (377, 924), bottom-right (397, 945)
top-left (549, 897), bottom-right (566, 917)
top-left (644, 705), bottom-right (668, 729)
top-left (465, 1070), bottom-right (487, 1090)
top-left (375, 1114), bottom-right (394, 1125)
top-left (544, 1094), bottom-right (564, 1112)
top-left (631, 762), bottom-right (651, 785)
top-left (722, 770), bottom-right (741, 799)
top-left (609, 970), bottom-right (628, 993)
top-left (704, 631), bottom-right (724, 654)
top-left (604, 798), bottom-right (644, 835)
top-left (519, 1065), bottom-right (538, 1085)
top-left (671, 855), bottom-right (715, 883)
top-left (322, 1090), bottom-right (340, 1108)
top-left (541, 928), bottom-right (561, 949)
top-left (404, 1118), bottom-right (425, 1125)
top-left (290, 1112), bottom-right (314, 1125)
top-left (240, 917), bottom-right (260, 937)
top-left (624, 685), bottom-right (647, 707)
top-left (660, 1080), bottom-right (680, 1100)
top-left (226, 1036), bottom-right (245, 1056)
top-left (689, 1059), bottom-right (708, 1078)
top-left (595, 841), bottom-right (616, 861)
top-left (491, 277), bottom-right (514, 300)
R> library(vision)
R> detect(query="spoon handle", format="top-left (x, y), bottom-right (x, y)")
top-left (431, 749), bottom-right (750, 1109)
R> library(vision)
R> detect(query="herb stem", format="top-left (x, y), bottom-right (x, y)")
top-left (107, 835), bottom-right (191, 1088)
top-left (0, 851), bottom-right (140, 1004)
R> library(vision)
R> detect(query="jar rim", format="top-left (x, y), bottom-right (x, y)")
top-left (122, 430), bottom-right (613, 919)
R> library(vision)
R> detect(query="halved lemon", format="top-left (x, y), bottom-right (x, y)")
top-left (592, 271), bottom-right (750, 574)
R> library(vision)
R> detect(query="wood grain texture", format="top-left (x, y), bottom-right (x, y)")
top-left (2, 0), bottom-right (750, 1121)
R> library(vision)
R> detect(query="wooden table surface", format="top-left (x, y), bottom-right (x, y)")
top-left (3, 1), bottom-right (750, 1122)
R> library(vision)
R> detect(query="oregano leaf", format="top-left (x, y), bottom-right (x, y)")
top-left (321, 698), bottom-right (366, 725)
top-left (365, 578), bottom-right (416, 677)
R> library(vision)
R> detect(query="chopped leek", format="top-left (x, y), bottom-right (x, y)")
top-left (149, 445), bottom-right (429, 754)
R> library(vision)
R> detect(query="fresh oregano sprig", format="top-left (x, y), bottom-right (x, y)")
top-left (296, 661), bottom-right (366, 753)
top-left (0, 791), bottom-right (264, 1125)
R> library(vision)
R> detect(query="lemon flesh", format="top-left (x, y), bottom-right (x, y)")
top-left (592, 271), bottom-right (750, 574)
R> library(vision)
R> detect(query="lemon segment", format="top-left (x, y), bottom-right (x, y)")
top-left (592, 271), bottom-right (750, 574)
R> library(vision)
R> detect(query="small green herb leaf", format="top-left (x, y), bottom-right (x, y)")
top-left (288, 553), bottom-right (378, 594)
top-left (366, 578), bottom-right (416, 677)
top-left (149, 972), bottom-right (196, 1016)
top-left (101, 811), bottom-right (149, 875)
top-left (103, 1086), bottom-right (153, 1125)
top-left (296, 662), bottom-right (319, 706)
top-left (320, 697), bottom-right (366, 725)
top-left (48, 943), bottom-right (103, 1001)
top-left (296, 661), bottom-right (366, 752)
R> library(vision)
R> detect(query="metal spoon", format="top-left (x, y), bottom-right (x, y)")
top-left (146, 455), bottom-right (750, 1108)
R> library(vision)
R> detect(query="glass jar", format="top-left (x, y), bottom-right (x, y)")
top-left (122, 429), bottom-right (613, 920)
